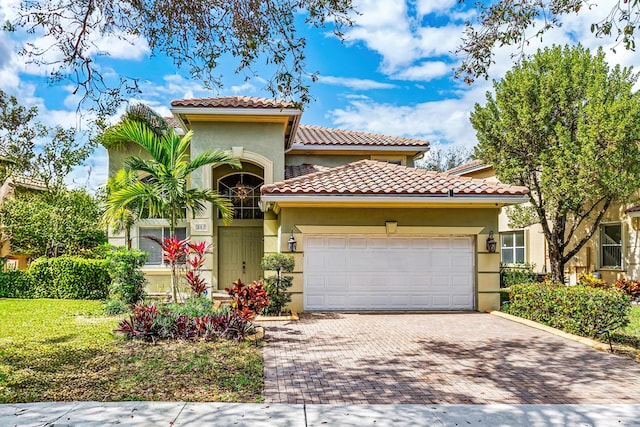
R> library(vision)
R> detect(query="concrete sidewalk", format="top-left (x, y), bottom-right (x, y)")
top-left (2, 402), bottom-right (640, 426)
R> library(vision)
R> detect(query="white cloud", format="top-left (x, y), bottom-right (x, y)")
top-left (392, 61), bottom-right (449, 81)
top-left (416, 0), bottom-right (456, 17)
top-left (231, 82), bottom-right (257, 94)
top-left (346, 0), bottom-right (417, 72)
top-left (328, 83), bottom-right (489, 147)
top-left (88, 31), bottom-right (149, 61)
top-left (317, 75), bottom-right (395, 90)
top-left (140, 74), bottom-right (213, 100)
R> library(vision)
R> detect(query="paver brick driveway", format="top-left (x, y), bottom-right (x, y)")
top-left (261, 312), bottom-right (640, 404)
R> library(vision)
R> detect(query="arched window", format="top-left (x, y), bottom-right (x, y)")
top-left (218, 173), bottom-right (264, 219)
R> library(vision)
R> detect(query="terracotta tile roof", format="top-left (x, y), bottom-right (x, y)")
top-left (262, 160), bottom-right (529, 197)
top-left (446, 159), bottom-right (490, 175)
top-left (294, 125), bottom-right (430, 148)
top-left (285, 164), bottom-right (332, 179)
top-left (170, 96), bottom-right (295, 109)
top-left (13, 175), bottom-right (47, 190)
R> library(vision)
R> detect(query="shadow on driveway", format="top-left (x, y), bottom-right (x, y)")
top-left (262, 313), bottom-right (640, 404)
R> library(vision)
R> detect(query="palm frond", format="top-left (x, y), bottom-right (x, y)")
top-left (185, 188), bottom-right (235, 225)
top-left (123, 157), bottom-right (161, 179)
top-left (109, 120), bottom-right (169, 165)
top-left (186, 149), bottom-right (241, 175)
top-left (173, 130), bottom-right (193, 167)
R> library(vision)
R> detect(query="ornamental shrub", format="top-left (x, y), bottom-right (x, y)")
top-left (106, 247), bottom-right (148, 304)
top-left (49, 256), bottom-right (110, 299)
top-left (508, 283), bottom-right (631, 336)
top-left (28, 258), bottom-right (55, 297)
top-left (116, 302), bottom-right (255, 342)
top-left (577, 273), bottom-right (609, 289)
top-left (225, 279), bottom-right (270, 320)
top-left (613, 278), bottom-right (640, 300)
top-left (104, 299), bottom-right (128, 316)
top-left (500, 263), bottom-right (537, 288)
top-left (27, 256), bottom-right (110, 299)
top-left (0, 269), bottom-right (34, 298)
top-left (261, 253), bottom-right (295, 315)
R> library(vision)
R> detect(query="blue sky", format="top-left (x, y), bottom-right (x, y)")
top-left (0, 0), bottom-right (638, 190)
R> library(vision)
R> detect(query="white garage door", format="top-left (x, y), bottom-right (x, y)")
top-left (304, 234), bottom-right (474, 311)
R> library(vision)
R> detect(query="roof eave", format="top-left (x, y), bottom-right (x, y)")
top-left (170, 106), bottom-right (302, 149)
top-left (170, 106), bottom-right (301, 118)
top-left (261, 194), bottom-right (528, 205)
top-left (288, 143), bottom-right (429, 153)
top-left (448, 164), bottom-right (492, 176)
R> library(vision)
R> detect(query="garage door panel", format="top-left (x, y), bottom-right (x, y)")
top-left (327, 236), bottom-right (347, 249)
top-left (368, 237), bottom-right (389, 249)
top-left (348, 237), bottom-right (367, 249)
top-left (305, 236), bottom-right (326, 248)
top-left (304, 234), bottom-right (474, 311)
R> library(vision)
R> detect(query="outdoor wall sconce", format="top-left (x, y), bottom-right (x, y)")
top-left (287, 231), bottom-right (297, 252)
top-left (486, 231), bottom-right (497, 253)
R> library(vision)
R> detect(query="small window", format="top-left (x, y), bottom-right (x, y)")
top-left (218, 173), bottom-right (264, 220)
top-left (501, 231), bottom-right (525, 264)
top-left (600, 223), bottom-right (622, 268)
top-left (139, 227), bottom-right (187, 265)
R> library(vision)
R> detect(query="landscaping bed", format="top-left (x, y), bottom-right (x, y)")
top-left (0, 299), bottom-right (263, 403)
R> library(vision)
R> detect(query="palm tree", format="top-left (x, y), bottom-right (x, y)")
top-left (102, 119), bottom-right (240, 301)
top-left (103, 169), bottom-right (139, 249)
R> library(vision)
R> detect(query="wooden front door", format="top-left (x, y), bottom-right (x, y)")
top-left (218, 227), bottom-right (264, 289)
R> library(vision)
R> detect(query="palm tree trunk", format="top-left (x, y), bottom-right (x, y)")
top-left (169, 208), bottom-right (178, 302)
top-left (125, 226), bottom-right (131, 250)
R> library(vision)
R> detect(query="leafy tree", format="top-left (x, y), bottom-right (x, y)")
top-left (101, 119), bottom-right (240, 301)
top-left (0, 90), bottom-right (46, 182)
top-left (417, 144), bottom-right (473, 172)
top-left (33, 126), bottom-right (92, 190)
top-left (471, 45), bottom-right (640, 282)
top-left (8, 1), bottom-right (356, 116)
top-left (0, 90), bottom-right (91, 189)
top-left (0, 189), bottom-right (106, 258)
top-left (457, 1), bottom-right (640, 84)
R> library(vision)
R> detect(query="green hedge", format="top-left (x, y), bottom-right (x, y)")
top-left (28, 256), bottom-right (111, 299)
top-left (500, 263), bottom-right (538, 288)
top-left (28, 258), bottom-right (54, 298)
top-left (508, 283), bottom-right (631, 336)
top-left (0, 269), bottom-right (34, 298)
top-left (0, 257), bottom-right (111, 299)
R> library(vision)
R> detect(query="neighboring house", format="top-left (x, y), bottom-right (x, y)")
top-left (450, 161), bottom-right (638, 285)
top-left (0, 175), bottom-right (48, 269)
top-left (106, 96), bottom-right (528, 312)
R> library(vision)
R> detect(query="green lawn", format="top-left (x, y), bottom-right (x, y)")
top-left (612, 305), bottom-right (640, 351)
top-left (0, 299), bottom-right (263, 403)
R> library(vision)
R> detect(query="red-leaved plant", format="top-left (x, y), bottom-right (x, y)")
top-left (162, 237), bottom-right (211, 299)
top-left (116, 303), bottom-right (160, 342)
top-left (225, 279), bottom-right (270, 321)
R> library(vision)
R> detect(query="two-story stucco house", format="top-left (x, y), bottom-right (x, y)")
top-left (106, 96), bottom-right (528, 312)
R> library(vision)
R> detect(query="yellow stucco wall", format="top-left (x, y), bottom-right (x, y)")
top-left (470, 166), bottom-right (640, 284)
top-left (275, 206), bottom-right (501, 313)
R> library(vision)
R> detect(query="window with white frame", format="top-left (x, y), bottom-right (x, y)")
top-left (218, 173), bottom-right (264, 220)
top-left (501, 231), bottom-right (525, 264)
top-left (138, 227), bottom-right (187, 265)
top-left (600, 223), bottom-right (622, 268)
